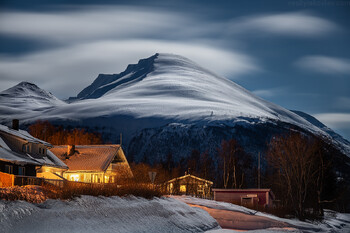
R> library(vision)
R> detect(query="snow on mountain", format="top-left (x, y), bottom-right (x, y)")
top-left (47, 54), bottom-right (323, 133)
top-left (291, 110), bottom-right (350, 157)
top-left (0, 53), bottom-right (349, 160)
top-left (0, 82), bottom-right (66, 123)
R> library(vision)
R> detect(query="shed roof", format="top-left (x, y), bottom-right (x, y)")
top-left (213, 188), bottom-right (275, 199)
top-left (166, 174), bottom-right (213, 185)
top-left (50, 145), bottom-right (123, 172)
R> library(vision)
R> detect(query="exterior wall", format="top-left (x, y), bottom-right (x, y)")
top-left (36, 166), bottom-right (65, 180)
top-left (213, 189), bottom-right (273, 207)
top-left (0, 160), bottom-right (36, 176)
top-left (0, 131), bottom-right (28, 153)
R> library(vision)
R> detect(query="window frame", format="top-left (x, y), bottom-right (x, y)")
top-left (5, 165), bottom-right (13, 174)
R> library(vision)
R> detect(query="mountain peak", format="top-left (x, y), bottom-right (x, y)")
top-left (0, 81), bottom-right (64, 106)
top-left (75, 53), bottom-right (207, 100)
top-left (76, 53), bottom-right (159, 99)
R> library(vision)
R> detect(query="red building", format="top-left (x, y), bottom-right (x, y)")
top-left (213, 189), bottom-right (275, 208)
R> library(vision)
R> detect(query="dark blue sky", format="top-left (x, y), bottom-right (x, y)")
top-left (1, 0), bottom-right (350, 140)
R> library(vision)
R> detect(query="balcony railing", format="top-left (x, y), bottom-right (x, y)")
top-left (0, 172), bottom-right (64, 188)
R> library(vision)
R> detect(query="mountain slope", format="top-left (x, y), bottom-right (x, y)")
top-left (0, 82), bottom-right (66, 122)
top-left (0, 54), bottom-right (349, 159)
top-left (58, 54), bottom-right (322, 133)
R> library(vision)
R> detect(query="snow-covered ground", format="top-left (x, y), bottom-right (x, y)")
top-left (174, 196), bottom-right (350, 233)
top-left (1, 194), bottom-right (349, 233)
top-left (0, 195), bottom-right (218, 233)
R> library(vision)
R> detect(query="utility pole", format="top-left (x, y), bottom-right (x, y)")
top-left (258, 152), bottom-right (261, 189)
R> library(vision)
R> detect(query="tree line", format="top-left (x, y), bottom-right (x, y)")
top-left (28, 120), bottom-right (348, 220)
top-left (28, 120), bottom-right (102, 145)
top-left (130, 132), bottom-right (347, 220)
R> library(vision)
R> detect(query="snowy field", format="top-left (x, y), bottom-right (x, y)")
top-left (174, 196), bottom-right (350, 233)
top-left (1, 194), bottom-right (349, 233)
top-left (0, 195), bottom-right (218, 233)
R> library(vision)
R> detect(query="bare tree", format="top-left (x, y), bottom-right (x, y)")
top-left (267, 132), bottom-right (329, 220)
top-left (219, 139), bottom-right (247, 189)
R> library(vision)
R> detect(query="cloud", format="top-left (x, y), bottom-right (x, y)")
top-left (336, 97), bottom-right (350, 110)
top-left (229, 12), bottom-right (338, 37)
top-left (0, 40), bottom-right (259, 98)
top-left (314, 113), bottom-right (350, 129)
top-left (314, 112), bottom-right (350, 140)
top-left (295, 55), bottom-right (350, 75)
top-left (0, 6), bottom-right (210, 44)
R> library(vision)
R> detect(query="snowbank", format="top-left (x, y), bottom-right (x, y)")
top-left (0, 195), bottom-right (219, 233)
top-left (173, 196), bottom-right (350, 233)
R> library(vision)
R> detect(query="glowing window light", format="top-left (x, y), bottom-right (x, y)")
top-left (70, 174), bottom-right (79, 182)
top-left (180, 185), bottom-right (186, 193)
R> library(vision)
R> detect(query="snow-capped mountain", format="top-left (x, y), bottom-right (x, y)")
top-left (0, 82), bottom-right (66, 123)
top-left (0, 54), bottom-right (349, 163)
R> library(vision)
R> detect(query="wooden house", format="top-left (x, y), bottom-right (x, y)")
top-left (50, 145), bottom-right (133, 183)
top-left (164, 174), bottom-right (213, 198)
top-left (213, 189), bottom-right (275, 208)
top-left (0, 121), bottom-right (68, 187)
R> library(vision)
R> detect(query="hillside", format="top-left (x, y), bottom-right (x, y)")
top-left (0, 53), bottom-right (349, 162)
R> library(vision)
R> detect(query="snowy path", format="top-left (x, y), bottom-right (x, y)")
top-left (189, 204), bottom-right (289, 230)
top-left (172, 196), bottom-right (350, 233)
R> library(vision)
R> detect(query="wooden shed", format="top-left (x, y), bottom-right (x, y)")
top-left (213, 189), bottom-right (275, 208)
top-left (165, 174), bottom-right (213, 198)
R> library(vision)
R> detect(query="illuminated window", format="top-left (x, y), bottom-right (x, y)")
top-left (180, 185), bottom-right (186, 193)
top-left (70, 174), bottom-right (79, 182)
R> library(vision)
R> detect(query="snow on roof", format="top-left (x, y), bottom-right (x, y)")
top-left (0, 136), bottom-right (10, 150)
top-left (212, 188), bottom-right (275, 199)
top-left (212, 188), bottom-right (272, 192)
top-left (166, 174), bottom-right (213, 185)
top-left (0, 124), bottom-right (66, 168)
top-left (50, 145), bottom-right (123, 172)
top-left (0, 124), bottom-right (51, 147)
top-left (0, 147), bottom-right (41, 166)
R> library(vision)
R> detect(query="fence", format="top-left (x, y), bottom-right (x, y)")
top-left (0, 172), bottom-right (14, 187)
top-left (0, 171), bottom-right (64, 188)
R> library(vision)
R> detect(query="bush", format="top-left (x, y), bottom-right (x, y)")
top-left (0, 181), bottom-right (164, 203)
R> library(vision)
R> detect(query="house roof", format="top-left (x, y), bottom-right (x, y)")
top-left (212, 188), bottom-right (275, 199)
top-left (212, 188), bottom-right (272, 192)
top-left (50, 145), bottom-right (124, 172)
top-left (166, 174), bottom-right (213, 185)
top-left (0, 124), bottom-right (51, 147)
top-left (0, 147), bottom-right (41, 166)
top-left (0, 124), bottom-right (67, 169)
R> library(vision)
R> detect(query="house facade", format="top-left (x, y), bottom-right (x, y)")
top-left (213, 189), bottom-right (275, 208)
top-left (50, 145), bottom-right (133, 184)
top-left (164, 174), bottom-right (213, 198)
top-left (0, 121), bottom-right (68, 187)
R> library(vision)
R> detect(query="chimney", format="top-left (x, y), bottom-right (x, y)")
top-left (12, 119), bottom-right (19, 131)
top-left (67, 145), bottom-right (75, 156)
